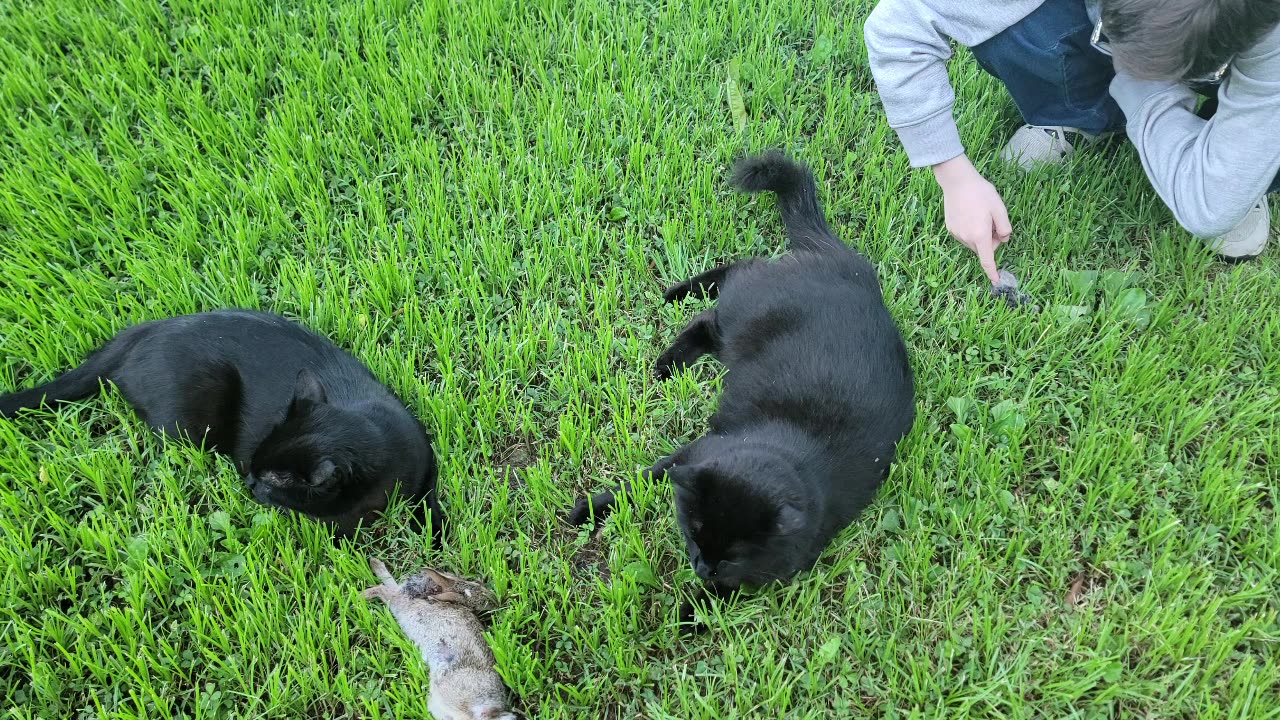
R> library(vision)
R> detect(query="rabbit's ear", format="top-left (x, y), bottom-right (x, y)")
top-left (431, 591), bottom-right (466, 603)
top-left (422, 568), bottom-right (454, 590)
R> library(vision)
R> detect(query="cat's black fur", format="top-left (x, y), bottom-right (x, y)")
top-left (569, 151), bottom-right (915, 600)
top-left (0, 309), bottom-right (443, 540)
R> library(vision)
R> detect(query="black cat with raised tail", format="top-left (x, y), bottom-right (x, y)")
top-left (0, 309), bottom-right (443, 540)
top-left (569, 151), bottom-right (916, 629)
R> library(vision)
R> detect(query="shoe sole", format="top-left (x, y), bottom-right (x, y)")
top-left (1217, 252), bottom-right (1262, 264)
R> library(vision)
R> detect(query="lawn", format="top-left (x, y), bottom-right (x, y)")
top-left (1, 0), bottom-right (1277, 718)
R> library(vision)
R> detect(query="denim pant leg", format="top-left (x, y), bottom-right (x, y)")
top-left (970, 0), bottom-right (1126, 134)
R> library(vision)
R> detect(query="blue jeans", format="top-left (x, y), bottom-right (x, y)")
top-left (972, 0), bottom-right (1280, 194)
top-left (970, 0), bottom-right (1125, 135)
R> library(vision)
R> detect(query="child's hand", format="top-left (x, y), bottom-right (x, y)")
top-left (932, 155), bottom-right (1012, 284)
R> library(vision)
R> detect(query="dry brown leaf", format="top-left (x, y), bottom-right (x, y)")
top-left (1066, 573), bottom-right (1087, 607)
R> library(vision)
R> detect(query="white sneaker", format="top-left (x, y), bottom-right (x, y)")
top-left (999, 125), bottom-right (1103, 170)
top-left (1206, 198), bottom-right (1270, 261)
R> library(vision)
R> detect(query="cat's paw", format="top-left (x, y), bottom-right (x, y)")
top-left (662, 280), bottom-right (693, 304)
top-left (653, 354), bottom-right (676, 381)
top-left (655, 358), bottom-right (675, 381)
top-left (565, 497), bottom-right (593, 526)
top-left (677, 599), bottom-right (710, 636)
top-left (565, 491), bottom-right (614, 527)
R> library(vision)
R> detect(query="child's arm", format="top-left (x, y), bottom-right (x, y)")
top-left (1109, 25), bottom-right (1280, 238)
top-left (864, 1), bottom-right (1045, 285)
top-left (864, 0), bottom-right (1046, 168)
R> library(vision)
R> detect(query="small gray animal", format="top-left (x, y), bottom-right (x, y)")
top-left (990, 269), bottom-right (1038, 310)
top-left (363, 557), bottom-right (515, 720)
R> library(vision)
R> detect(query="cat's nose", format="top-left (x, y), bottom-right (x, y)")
top-left (694, 560), bottom-right (714, 581)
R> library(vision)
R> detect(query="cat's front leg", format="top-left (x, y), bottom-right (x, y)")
top-left (677, 583), bottom-right (734, 636)
top-left (565, 486), bottom-right (623, 528)
top-left (654, 310), bottom-right (719, 380)
top-left (565, 453), bottom-right (679, 527)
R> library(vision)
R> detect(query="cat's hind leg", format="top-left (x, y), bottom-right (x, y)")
top-left (139, 361), bottom-right (243, 454)
top-left (654, 310), bottom-right (719, 380)
top-left (662, 262), bottom-right (746, 303)
top-left (0, 323), bottom-right (152, 419)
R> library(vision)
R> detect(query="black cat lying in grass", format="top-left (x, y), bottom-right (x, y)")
top-left (0, 309), bottom-right (442, 540)
top-left (569, 152), bottom-right (916, 626)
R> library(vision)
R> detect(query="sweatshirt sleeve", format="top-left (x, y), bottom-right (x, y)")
top-left (863, 0), bottom-right (1048, 168)
top-left (1109, 25), bottom-right (1280, 238)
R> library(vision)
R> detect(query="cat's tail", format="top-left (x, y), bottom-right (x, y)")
top-left (0, 326), bottom-right (146, 420)
top-left (729, 151), bottom-right (844, 253)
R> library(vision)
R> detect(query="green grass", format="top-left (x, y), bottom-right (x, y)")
top-left (1, 0), bottom-right (1277, 717)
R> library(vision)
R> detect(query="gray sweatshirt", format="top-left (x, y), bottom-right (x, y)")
top-left (864, 1), bottom-right (1280, 238)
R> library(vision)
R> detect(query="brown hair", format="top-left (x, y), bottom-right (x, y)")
top-left (1102, 0), bottom-right (1280, 81)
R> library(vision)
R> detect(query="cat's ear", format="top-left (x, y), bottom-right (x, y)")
top-left (309, 458), bottom-right (338, 486)
top-left (289, 368), bottom-right (327, 414)
top-left (666, 464), bottom-right (707, 491)
top-left (776, 503), bottom-right (805, 535)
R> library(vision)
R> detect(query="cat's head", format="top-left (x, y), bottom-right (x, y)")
top-left (670, 454), bottom-right (815, 592)
top-left (246, 369), bottom-right (388, 525)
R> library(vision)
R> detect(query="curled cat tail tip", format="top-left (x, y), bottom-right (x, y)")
top-left (729, 151), bottom-right (840, 253)
top-left (729, 150), bottom-right (815, 196)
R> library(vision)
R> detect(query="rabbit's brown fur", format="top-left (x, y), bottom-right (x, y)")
top-left (364, 557), bottom-right (514, 720)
